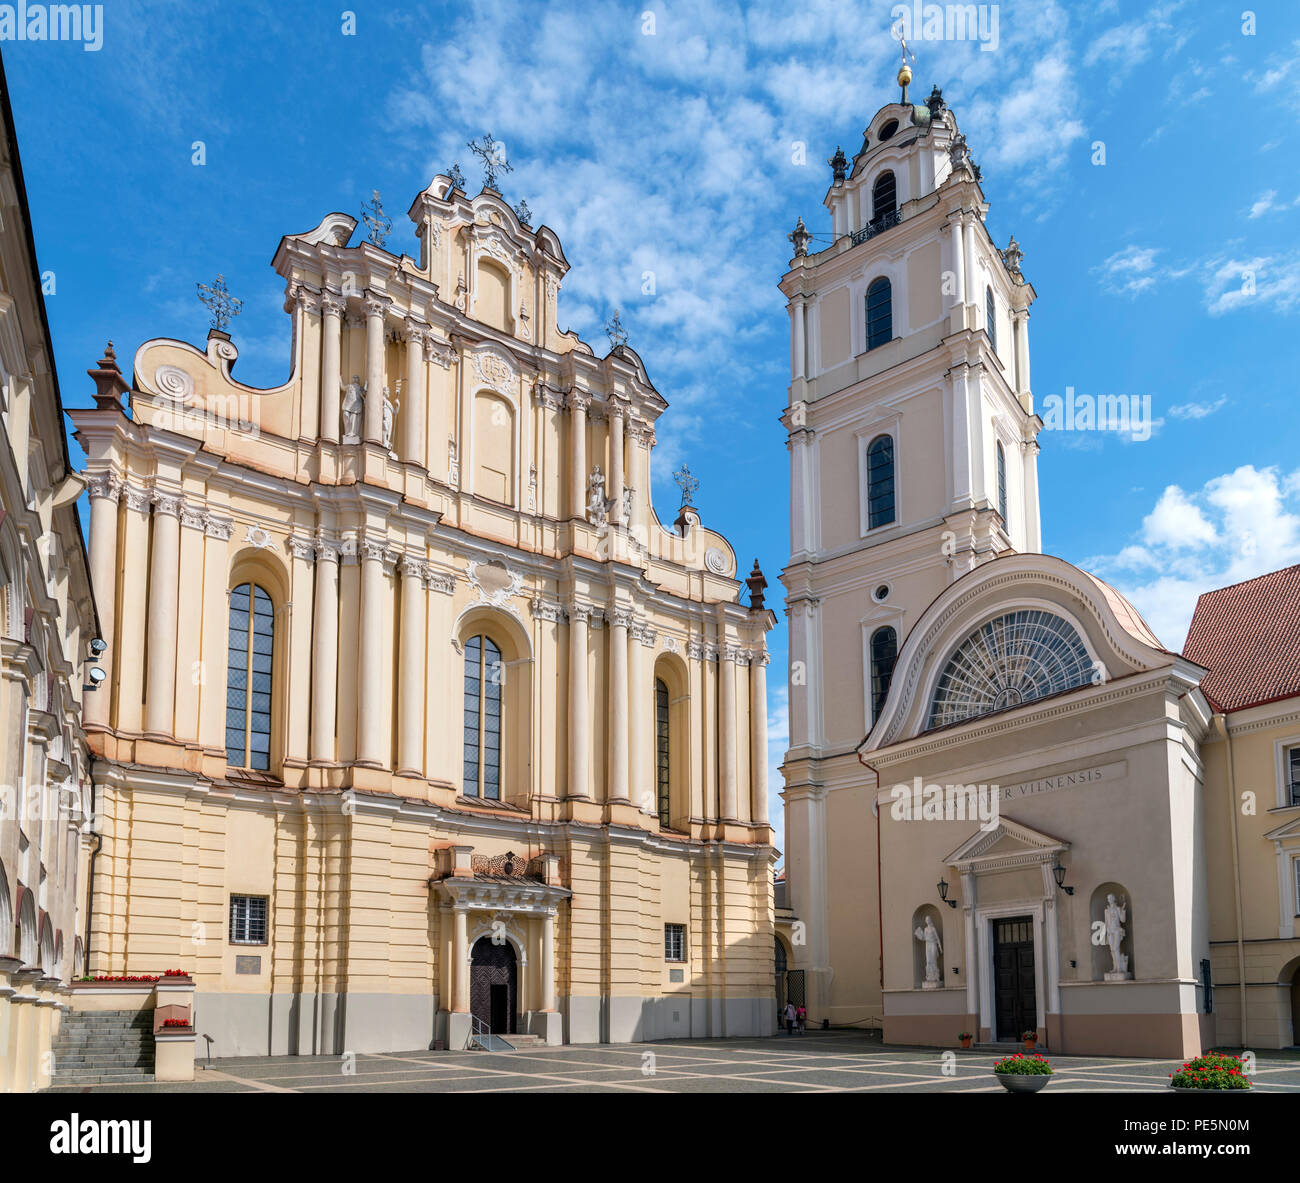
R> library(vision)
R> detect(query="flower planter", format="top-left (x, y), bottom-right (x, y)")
top-left (997, 1073), bottom-right (1050, 1093)
top-left (959, 1038), bottom-right (973, 1049)
top-left (1168, 1083), bottom-right (1252, 1095)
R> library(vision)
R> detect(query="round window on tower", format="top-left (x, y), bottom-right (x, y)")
top-left (878, 119), bottom-right (898, 141)
top-left (873, 583), bottom-right (891, 603)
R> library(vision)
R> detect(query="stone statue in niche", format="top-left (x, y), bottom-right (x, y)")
top-left (915, 916), bottom-right (943, 988)
top-left (382, 386), bottom-right (399, 454)
top-left (1103, 893), bottom-right (1130, 980)
top-left (341, 375), bottom-right (364, 443)
top-left (620, 487), bottom-right (634, 527)
top-left (587, 465), bottom-right (607, 526)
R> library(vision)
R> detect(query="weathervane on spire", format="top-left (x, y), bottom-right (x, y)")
top-left (672, 463), bottom-right (699, 509)
top-left (468, 134), bottom-right (513, 192)
top-left (604, 308), bottom-right (629, 350)
top-left (197, 274), bottom-right (242, 333)
top-left (897, 35), bottom-right (915, 104)
top-left (361, 189), bottom-right (392, 248)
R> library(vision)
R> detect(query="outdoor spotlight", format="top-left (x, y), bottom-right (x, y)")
top-left (89, 637), bottom-right (107, 655)
top-left (1051, 860), bottom-right (1074, 895)
top-left (84, 665), bottom-right (107, 691)
top-left (937, 878), bottom-right (957, 908)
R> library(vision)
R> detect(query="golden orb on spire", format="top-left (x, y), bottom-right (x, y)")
top-left (897, 62), bottom-right (912, 88)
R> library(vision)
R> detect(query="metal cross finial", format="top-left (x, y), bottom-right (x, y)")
top-left (672, 463), bottom-right (699, 508)
top-left (513, 199), bottom-right (533, 228)
top-left (197, 274), bottom-right (242, 332)
top-left (361, 189), bottom-right (392, 248)
top-left (468, 134), bottom-right (513, 192)
top-left (604, 308), bottom-right (629, 350)
top-left (446, 162), bottom-right (466, 192)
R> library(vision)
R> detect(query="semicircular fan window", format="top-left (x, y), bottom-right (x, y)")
top-left (926, 609), bottom-right (1094, 731)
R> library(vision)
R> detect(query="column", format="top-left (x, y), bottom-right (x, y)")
top-left (452, 907), bottom-right (469, 1013)
top-left (628, 625), bottom-right (650, 811)
top-left (608, 402), bottom-right (625, 521)
top-left (10, 968), bottom-right (41, 1092)
top-left (403, 320), bottom-right (428, 467)
top-left (568, 392), bottom-right (588, 519)
top-left (792, 299), bottom-right (806, 380)
top-left (363, 294), bottom-right (388, 444)
top-left (114, 487), bottom-right (151, 731)
top-left (962, 871), bottom-right (979, 1021)
top-left (285, 537), bottom-right (315, 763)
top-left (310, 540), bottom-right (340, 762)
top-left (962, 219), bottom-right (977, 308)
top-left (567, 604), bottom-right (590, 798)
top-left (949, 219), bottom-right (966, 307)
top-left (749, 650), bottom-right (769, 828)
top-left (356, 536), bottom-right (387, 766)
top-left (608, 609), bottom-right (630, 802)
top-left (397, 556), bottom-right (426, 776)
top-left (0, 956), bottom-right (20, 1092)
top-left (319, 291), bottom-right (344, 443)
top-left (1013, 309), bottom-right (1031, 397)
top-left (719, 639), bottom-right (738, 820)
top-left (197, 516), bottom-right (232, 753)
top-left (83, 476), bottom-right (120, 729)
top-left (143, 491), bottom-right (182, 736)
top-left (541, 911), bottom-right (556, 1011)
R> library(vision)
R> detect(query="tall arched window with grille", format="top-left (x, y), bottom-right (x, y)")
top-left (986, 285), bottom-right (998, 352)
top-left (871, 626), bottom-right (898, 722)
top-left (996, 440), bottom-right (1009, 530)
top-left (655, 678), bottom-right (670, 827)
top-left (464, 634), bottom-right (503, 799)
top-left (872, 171), bottom-right (896, 222)
top-left (866, 433), bottom-right (896, 530)
top-left (226, 583), bottom-right (274, 770)
top-left (866, 277), bottom-right (892, 351)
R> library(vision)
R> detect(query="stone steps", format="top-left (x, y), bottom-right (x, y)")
top-left (49, 1010), bottom-right (155, 1087)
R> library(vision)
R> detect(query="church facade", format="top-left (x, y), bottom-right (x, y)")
top-left (70, 177), bottom-right (776, 1055)
top-left (776, 69), bottom-right (1300, 1059)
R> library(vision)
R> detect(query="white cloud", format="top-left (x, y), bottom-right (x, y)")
top-left (1141, 485), bottom-right (1218, 550)
top-left (1249, 190), bottom-right (1281, 218)
top-left (1095, 245), bottom-right (1162, 297)
top-left (1168, 396), bottom-right (1228, 420)
top-left (1203, 253), bottom-right (1300, 316)
top-left (1089, 466), bottom-right (1300, 648)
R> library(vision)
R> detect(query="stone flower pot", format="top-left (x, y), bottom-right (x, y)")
top-left (997, 1072), bottom-right (1050, 1093)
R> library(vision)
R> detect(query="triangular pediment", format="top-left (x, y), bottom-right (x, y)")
top-left (944, 815), bottom-right (1069, 868)
top-left (1263, 814), bottom-right (1300, 842)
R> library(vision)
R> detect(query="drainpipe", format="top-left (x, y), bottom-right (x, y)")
top-left (1216, 712), bottom-right (1248, 1046)
top-left (83, 756), bottom-right (101, 975)
top-left (857, 750), bottom-right (885, 995)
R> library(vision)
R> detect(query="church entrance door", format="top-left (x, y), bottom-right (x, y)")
top-left (470, 936), bottom-right (518, 1035)
top-left (992, 916), bottom-right (1036, 1040)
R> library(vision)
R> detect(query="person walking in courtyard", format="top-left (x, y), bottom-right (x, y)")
top-left (784, 1001), bottom-right (796, 1035)
top-left (797, 1004), bottom-right (807, 1034)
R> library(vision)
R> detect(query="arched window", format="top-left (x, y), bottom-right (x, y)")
top-left (872, 171), bottom-right (897, 223)
top-left (927, 610), bottom-right (1094, 731)
top-left (464, 634), bottom-right (503, 799)
top-left (226, 583), bottom-right (274, 770)
top-left (871, 626), bottom-right (898, 722)
top-left (986, 286), bottom-right (998, 352)
top-left (866, 434), bottom-right (896, 530)
top-left (866, 277), bottom-right (892, 351)
top-left (655, 678), bottom-right (670, 827)
top-left (996, 440), bottom-right (1009, 529)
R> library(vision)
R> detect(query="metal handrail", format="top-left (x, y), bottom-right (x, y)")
top-left (850, 208), bottom-right (902, 246)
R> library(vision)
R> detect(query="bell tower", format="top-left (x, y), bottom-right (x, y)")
top-left (778, 64), bottom-right (1042, 1025)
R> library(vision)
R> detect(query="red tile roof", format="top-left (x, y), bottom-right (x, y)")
top-left (1183, 564), bottom-right (1300, 712)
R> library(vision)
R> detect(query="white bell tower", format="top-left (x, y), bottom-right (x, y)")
top-left (778, 62), bottom-right (1042, 1026)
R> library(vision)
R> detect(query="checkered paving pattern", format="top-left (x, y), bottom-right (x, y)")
top-left (43, 1030), bottom-right (1300, 1094)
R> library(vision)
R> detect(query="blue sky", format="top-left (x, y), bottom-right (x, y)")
top-left (8, 0), bottom-right (1300, 859)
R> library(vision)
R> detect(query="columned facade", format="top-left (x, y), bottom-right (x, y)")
top-left (71, 179), bottom-right (777, 1055)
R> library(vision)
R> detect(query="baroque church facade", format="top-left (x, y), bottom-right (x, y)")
top-left (778, 67), bottom-right (1300, 1058)
top-left (70, 176), bottom-right (776, 1055)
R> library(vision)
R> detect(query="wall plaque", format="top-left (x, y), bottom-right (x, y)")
top-left (669, 968), bottom-right (684, 983)
top-left (235, 955), bottom-right (262, 975)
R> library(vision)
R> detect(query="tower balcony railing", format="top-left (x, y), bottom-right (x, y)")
top-left (849, 208), bottom-right (901, 247)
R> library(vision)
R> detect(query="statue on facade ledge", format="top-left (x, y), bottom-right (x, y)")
top-left (341, 376), bottom-right (364, 443)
